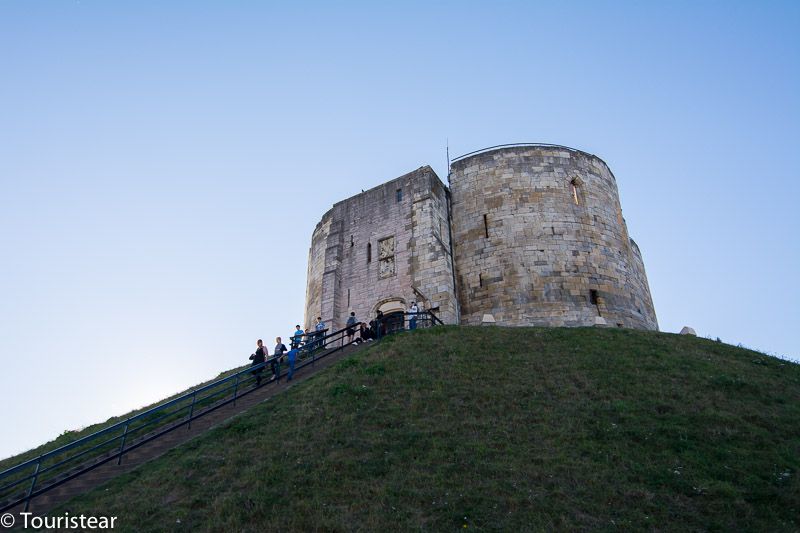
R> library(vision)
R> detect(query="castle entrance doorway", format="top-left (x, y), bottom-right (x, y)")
top-left (375, 298), bottom-right (406, 335)
top-left (384, 311), bottom-right (405, 334)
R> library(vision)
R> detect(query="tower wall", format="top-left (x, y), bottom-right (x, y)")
top-left (304, 166), bottom-right (458, 332)
top-left (448, 145), bottom-right (658, 330)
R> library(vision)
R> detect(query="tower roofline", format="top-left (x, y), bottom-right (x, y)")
top-left (451, 143), bottom-right (603, 165)
top-left (331, 165), bottom-right (442, 209)
top-left (449, 143), bottom-right (616, 184)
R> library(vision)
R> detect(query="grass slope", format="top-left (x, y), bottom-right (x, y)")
top-left (59, 327), bottom-right (799, 531)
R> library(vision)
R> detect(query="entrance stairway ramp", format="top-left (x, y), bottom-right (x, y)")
top-left (0, 311), bottom-right (443, 515)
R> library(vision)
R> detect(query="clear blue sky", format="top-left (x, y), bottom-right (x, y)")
top-left (1, 1), bottom-right (798, 459)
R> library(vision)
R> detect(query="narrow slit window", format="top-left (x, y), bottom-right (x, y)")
top-left (590, 289), bottom-right (599, 305)
top-left (350, 235), bottom-right (354, 247)
top-left (571, 179), bottom-right (580, 205)
top-left (347, 289), bottom-right (351, 308)
top-left (396, 188), bottom-right (403, 203)
top-left (367, 242), bottom-right (372, 263)
top-left (483, 214), bottom-right (489, 238)
top-left (479, 273), bottom-right (483, 288)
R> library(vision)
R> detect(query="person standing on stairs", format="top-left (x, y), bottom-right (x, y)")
top-left (249, 339), bottom-right (267, 387)
top-left (272, 337), bottom-right (288, 382)
top-left (346, 312), bottom-right (358, 344)
top-left (314, 317), bottom-right (326, 350)
top-left (286, 345), bottom-right (299, 381)
top-left (291, 324), bottom-right (304, 349)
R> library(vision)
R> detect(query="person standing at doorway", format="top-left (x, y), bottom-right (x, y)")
top-left (375, 310), bottom-right (385, 339)
top-left (408, 301), bottom-right (419, 330)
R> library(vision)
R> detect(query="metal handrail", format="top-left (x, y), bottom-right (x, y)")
top-left (0, 311), bottom-right (444, 512)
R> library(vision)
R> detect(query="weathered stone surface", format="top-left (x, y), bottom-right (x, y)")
top-left (449, 145), bottom-right (658, 330)
top-left (680, 326), bottom-right (697, 336)
top-left (304, 144), bottom-right (658, 333)
top-left (304, 166), bottom-right (458, 331)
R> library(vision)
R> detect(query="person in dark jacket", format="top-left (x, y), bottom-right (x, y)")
top-left (249, 339), bottom-right (267, 387)
top-left (375, 310), bottom-right (386, 338)
top-left (359, 321), bottom-right (373, 342)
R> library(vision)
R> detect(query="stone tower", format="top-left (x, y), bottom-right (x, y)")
top-left (304, 143), bottom-right (657, 332)
top-left (449, 144), bottom-right (657, 329)
top-left (304, 166), bottom-right (458, 332)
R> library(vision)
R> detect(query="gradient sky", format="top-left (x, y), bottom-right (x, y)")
top-left (1, 1), bottom-right (798, 459)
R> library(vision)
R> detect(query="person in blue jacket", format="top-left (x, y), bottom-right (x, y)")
top-left (291, 325), bottom-right (304, 349)
top-left (286, 346), bottom-right (299, 381)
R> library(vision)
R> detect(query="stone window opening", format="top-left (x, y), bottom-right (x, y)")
top-left (483, 214), bottom-right (489, 238)
top-left (367, 242), bottom-right (372, 263)
top-left (479, 273), bottom-right (483, 288)
top-left (570, 177), bottom-right (585, 206)
top-left (396, 188), bottom-right (403, 203)
top-left (590, 289), bottom-right (599, 306)
top-left (350, 235), bottom-right (354, 247)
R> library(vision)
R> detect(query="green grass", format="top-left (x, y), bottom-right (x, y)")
top-left (56, 327), bottom-right (799, 531)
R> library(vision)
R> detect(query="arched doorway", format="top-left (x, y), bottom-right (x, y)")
top-left (374, 298), bottom-right (406, 335)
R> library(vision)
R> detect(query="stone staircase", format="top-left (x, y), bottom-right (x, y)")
top-left (7, 342), bottom-right (365, 516)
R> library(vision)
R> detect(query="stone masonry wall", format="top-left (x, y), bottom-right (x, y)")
top-left (304, 166), bottom-right (457, 332)
top-left (448, 145), bottom-right (658, 330)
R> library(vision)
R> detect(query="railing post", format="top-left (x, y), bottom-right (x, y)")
top-left (24, 457), bottom-right (42, 512)
top-left (187, 391), bottom-right (198, 430)
top-left (117, 420), bottom-right (131, 465)
top-left (233, 374), bottom-right (241, 407)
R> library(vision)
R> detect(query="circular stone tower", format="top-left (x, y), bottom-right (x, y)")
top-left (449, 144), bottom-right (657, 330)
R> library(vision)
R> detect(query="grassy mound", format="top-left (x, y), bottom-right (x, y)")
top-left (59, 327), bottom-right (799, 531)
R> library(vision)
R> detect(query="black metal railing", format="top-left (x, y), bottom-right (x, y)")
top-left (361, 310), bottom-right (444, 340)
top-left (450, 143), bottom-right (598, 163)
top-left (0, 310), bottom-right (443, 512)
